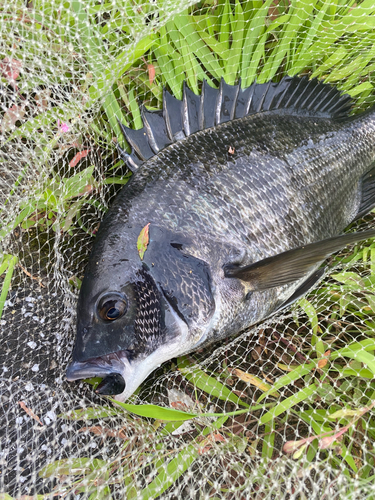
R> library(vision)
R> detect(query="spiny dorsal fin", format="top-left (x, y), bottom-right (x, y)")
top-left (118, 76), bottom-right (353, 172)
top-left (223, 230), bottom-right (375, 291)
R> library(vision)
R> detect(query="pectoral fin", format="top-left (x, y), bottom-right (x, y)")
top-left (275, 268), bottom-right (325, 312)
top-left (224, 230), bottom-right (375, 291)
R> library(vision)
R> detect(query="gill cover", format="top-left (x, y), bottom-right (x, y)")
top-left (70, 224), bottom-right (215, 363)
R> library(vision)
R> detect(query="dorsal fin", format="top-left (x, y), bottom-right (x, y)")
top-left (118, 76), bottom-right (354, 172)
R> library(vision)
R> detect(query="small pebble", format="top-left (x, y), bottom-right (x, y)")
top-left (46, 410), bottom-right (56, 422)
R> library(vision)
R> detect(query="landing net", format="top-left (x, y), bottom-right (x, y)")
top-left (2, 1), bottom-right (375, 498)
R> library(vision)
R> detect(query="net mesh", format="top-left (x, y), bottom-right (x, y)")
top-left (2, 1), bottom-right (375, 498)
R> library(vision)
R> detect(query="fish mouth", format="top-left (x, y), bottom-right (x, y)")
top-left (66, 350), bottom-right (128, 395)
top-left (66, 281), bottom-right (193, 400)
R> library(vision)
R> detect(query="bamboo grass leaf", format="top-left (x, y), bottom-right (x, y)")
top-left (167, 21), bottom-right (199, 94)
top-left (225, 1), bottom-right (244, 85)
top-left (257, 362), bottom-right (317, 403)
top-left (260, 384), bottom-right (318, 425)
top-left (260, 0), bottom-right (316, 81)
top-left (219, 0), bottom-right (231, 50)
top-left (154, 47), bottom-right (181, 99)
top-left (178, 358), bottom-right (250, 408)
top-left (262, 420), bottom-right (275, 459)
top-left (241, 0), bottom-right (274, 87)
top-left (289, 0), bottom-right (331, 75)
top-left (114, 401), bottom-right (198, 421)
top-left (0, 255), bottom-right (18, 320)
top-left (173, 15), bottom-right (223, 80)
top-left (138, 416), bottom-right (227, 499)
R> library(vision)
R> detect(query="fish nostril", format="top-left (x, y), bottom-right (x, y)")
top-left (95, 373), bottom-right (126, 395)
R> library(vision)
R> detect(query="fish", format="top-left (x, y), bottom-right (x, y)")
top-left (66, 76), bottom-right (375, 402)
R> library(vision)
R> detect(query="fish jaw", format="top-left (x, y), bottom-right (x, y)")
top-left (66, 350), bottom-right (128, 382)
top-left (66, 305), bottom-right (193, 401)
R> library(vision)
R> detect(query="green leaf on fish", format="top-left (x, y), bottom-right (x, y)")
top-left (137, 223), bottom-right (150, 260)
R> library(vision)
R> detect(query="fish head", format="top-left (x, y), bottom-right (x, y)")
top-left (66, 223), bottom-right (215, 401)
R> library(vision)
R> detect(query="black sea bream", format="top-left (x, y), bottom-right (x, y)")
top-left (66, 76), bottom-right (375, 401)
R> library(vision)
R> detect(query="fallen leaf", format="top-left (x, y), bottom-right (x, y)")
top-left (77, 184), bottom-right (94, 197)
top-left (198, 432), bottom-right (226, 454)
top-left (317, 358), bottom-right (328, 368)
top-left (35, 89), bottom-right (51, 112)
top-left (148, 63), bottom-right (156, 85)
top-left (18, 401), bottom-right (43, 426)
top-left (228, 146), bottom-right (235, 154)
top-left (232, 368), bottom-right (280, 397)
top-left (1, 104), bottom-right (26, 133)
top-left (317, 350), bottom-right (331, 369)
top-left (80, 426), bottom-right (128, 440)
top-left (247, 437), bottom-right (260, 457)
top-left (277, 363), bottom-right (298, 372)
top-left (137, 223), bottom-right (150, 260)
top-left (329, 407), bottom-right (368, 420)
top-left (69, 149), bottom-right (91, 168)
top-left (0, 57), bottom-right (22, 85)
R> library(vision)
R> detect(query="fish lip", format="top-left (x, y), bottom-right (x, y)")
top-left (66, 350), bottom-right (128, 382)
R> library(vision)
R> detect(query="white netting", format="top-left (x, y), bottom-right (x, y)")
top-left (2, 1), bottom-right (375, 498)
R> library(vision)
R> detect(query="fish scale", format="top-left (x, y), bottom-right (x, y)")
top-left (66, 77), bottom-right (375, 401)
top-left (122, 114), bottom-right (361, 254)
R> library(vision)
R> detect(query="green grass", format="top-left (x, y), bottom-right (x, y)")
top-left (3, 0), bottom-right (375, 497)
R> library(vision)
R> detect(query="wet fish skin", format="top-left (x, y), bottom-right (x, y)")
top-left (66, 78), bottom-right (375, 401)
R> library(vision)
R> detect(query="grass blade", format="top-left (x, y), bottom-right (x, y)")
top-left (138, 415), bottom-right (228, 499)
top-left (257, 362), bottom-right (317, 402)
top-left (114, 401), bottom-right (198, 421)
top-left (178, 357), bottom-right (250, 408)
top-left (0, 255), bottom-right (18, 320)
top-left (260, 384), bottom-right (317, 425)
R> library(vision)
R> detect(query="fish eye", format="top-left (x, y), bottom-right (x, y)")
top-left (98, 293), bottom-right (127, 321)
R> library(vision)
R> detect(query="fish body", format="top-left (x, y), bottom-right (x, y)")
top-left (67, 77), bottom-right (375, 401)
